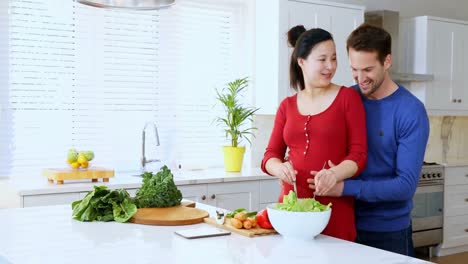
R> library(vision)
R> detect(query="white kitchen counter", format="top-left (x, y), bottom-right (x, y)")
top-left (442, 160), bottom-right (468, 167)
top-left (0, 203), bottom-right (431, 264)
top-left (3, 167), bottom-right (272, 196)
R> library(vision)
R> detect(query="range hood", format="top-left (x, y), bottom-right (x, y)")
top-left (77, 0), bottom-right (175, 10)
top-left (365, 10), bottom-right (434, 82)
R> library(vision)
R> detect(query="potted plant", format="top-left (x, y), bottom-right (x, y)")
top-left (215, 77), bottom-right (260, 172)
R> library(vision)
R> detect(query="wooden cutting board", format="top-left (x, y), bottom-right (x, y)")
top-left (43, 167), bottom-right (114, 184)
top-left (129, 201), bottom-right (209, 226)
top-left (204, 217), bottom-right (277, 237)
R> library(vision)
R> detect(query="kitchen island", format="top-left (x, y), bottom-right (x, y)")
top-left (0, 203), bottom-right (431, 264)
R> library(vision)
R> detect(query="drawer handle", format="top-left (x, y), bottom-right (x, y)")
top-left (465, 229), bottom-right (468, 233)
top-left (211, 194), bottom-right (216, 199)
top-left (465, 198), bottom-right (468, 202)
top-left (201, 195), bottom-right (206, 200)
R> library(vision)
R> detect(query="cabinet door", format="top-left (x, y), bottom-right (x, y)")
top-left (287, 1), bottom-right (363, 87)
top-left (445, 185), bottom-right (468, 217)
top-left (443, 214), bottom-right (468, 248)
top-left (445, 166), bottom-right (468, 186)
top-left (177, 184), bottom-right (208, 204)
top-left (259, 179), bottom-right (281, 206)
top-left (428, 20), bottom-right (461, 110)
top-left (206, 181), bottom-right (259, 211)
top-left (458, 25), bottom-right (468, 108)
top-left (23, 193), bottom-right (80, 207)
top-left (450, 23), bottom-right (466, 109)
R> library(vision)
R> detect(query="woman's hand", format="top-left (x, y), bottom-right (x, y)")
top-left (271, 161), bottom-right (297, 185)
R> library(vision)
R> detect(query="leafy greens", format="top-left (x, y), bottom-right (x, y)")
top-left (133, 165), bottom-right (182, 208)
top-left (276, 190), bottom-right (332, 212)
top-left (72, 186), bottom-right (137, 222)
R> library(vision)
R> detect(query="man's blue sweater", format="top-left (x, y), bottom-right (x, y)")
top-left (343, 85), bottom-right (429, 232)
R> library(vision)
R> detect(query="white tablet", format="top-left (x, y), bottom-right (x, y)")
top-left (175, 227), bottom-right (231, 239)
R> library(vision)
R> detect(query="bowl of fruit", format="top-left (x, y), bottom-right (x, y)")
top-left (266, 191), bottom-right (332, 240)
top-left (67, 148), bottom-right (94, 169)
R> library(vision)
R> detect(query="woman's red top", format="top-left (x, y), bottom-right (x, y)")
top-left (261, 86), bottom-right (367, 241)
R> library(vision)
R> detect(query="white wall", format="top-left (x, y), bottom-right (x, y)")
top-left (331, 0), bottom-right (468, 21)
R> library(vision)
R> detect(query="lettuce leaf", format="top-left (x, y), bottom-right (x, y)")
top-left (276, 190), bottom-right (332, 212)
top-left (72, 186), bottom-right (137, 222)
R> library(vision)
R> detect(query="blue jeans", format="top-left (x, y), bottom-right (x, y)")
top-left (356, 225), bottom-right (415, 257)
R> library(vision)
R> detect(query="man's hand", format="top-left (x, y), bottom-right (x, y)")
top-left (308, 160), bottom-right (343, 197)
top-left (311, 169), bottom-right (337, 196)
top-left (307, 178), bottom-right (344, 197)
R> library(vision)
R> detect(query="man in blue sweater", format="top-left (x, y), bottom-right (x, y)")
top-left (309, 24), bottom-right (429, 256)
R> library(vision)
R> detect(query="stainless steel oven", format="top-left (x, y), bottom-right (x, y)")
top-left (411, 164), bottom-right (444, 248)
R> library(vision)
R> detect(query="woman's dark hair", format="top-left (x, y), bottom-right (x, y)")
top-left (288, 26), bottom-right (334, 91)
top-left (346, 23), bottom-right (391, 65)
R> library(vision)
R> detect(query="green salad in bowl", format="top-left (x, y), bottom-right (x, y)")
top-left (267, 191), bottom-right (332, 240)
top-left (276, 191), bottom-right (332, 212)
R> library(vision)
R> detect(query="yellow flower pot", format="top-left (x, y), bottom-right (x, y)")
top-left (222, 146), bottom-right (246, 172)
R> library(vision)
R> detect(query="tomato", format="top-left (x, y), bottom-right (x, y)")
top-left (256, 209), bottom-right (274, 229)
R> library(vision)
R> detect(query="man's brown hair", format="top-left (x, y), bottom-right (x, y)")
top-left (346, 23), bottom-right (391, 65)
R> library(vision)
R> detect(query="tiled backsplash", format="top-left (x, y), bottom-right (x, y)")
top-left (425, 116), bottom-right (468, 164)
top-left (252, 114), bottom-right (468, 167)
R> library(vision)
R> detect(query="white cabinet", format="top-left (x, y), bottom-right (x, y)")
top-left (437, 166), bottom-right (468, 255)
top-left (178, 181), bottom-right (260, 212)
top-left (178, 179), bottom-right (282, 212)
top-left (400, 16), bottom-right (468, 115)
top-left (23, 193), bottom-right (80, 207)
top-left (21, 181), bottom-right (264, 212)
top-left (255, 0), bottom-right (364, 114)
top-left (258, 179), bottom-right (282, 209)
top-left (22, 189), bottom-right (138, 207)
top-left (18, 178), bottom-right (283, 212)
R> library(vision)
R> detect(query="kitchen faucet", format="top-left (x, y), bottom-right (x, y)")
top-left (141, 122), bottom-right (160, 170)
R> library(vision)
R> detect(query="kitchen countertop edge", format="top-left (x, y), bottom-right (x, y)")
top-left (6, 168), bottom-right (276, 196)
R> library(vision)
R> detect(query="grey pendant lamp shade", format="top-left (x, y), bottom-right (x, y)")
top-left (77, 0), bottom-right (175, 10)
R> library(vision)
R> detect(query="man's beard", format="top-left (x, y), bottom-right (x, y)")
top-left (357, 74), bottom-right (384, 98)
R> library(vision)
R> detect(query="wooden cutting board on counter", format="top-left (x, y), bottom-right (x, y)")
top-left (129, 201), bottom-right (209, 226)
top-left (204, 217), bottom-right (277, 237)
top-left (43, 167), bottom-right (114, 184)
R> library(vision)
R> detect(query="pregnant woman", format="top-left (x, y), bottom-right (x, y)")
top-left (261, 25), bottom-right (367, 241)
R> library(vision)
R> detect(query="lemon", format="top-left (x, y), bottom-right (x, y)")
top-left (71, 162), bottom-right (80, 169)
top-left (80, 160), bottom-right (89, 169)
top-left (77, 153), bottom-right (88, 164)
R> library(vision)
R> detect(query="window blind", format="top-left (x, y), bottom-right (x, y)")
top-left (1, 0), bottom-right (249, 177)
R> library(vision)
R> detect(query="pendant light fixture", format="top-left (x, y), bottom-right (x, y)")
top-left (77, 0), bottom-right (175, 10)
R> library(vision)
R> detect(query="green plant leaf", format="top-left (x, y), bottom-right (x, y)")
top-left (214, 77), bottom-right (260, 147)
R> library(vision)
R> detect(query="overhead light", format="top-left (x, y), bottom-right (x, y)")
top-left (77, 0), bottom-right (175, 10)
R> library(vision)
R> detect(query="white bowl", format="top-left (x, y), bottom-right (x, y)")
top-left (266, 203), bottom-right (331, 240)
